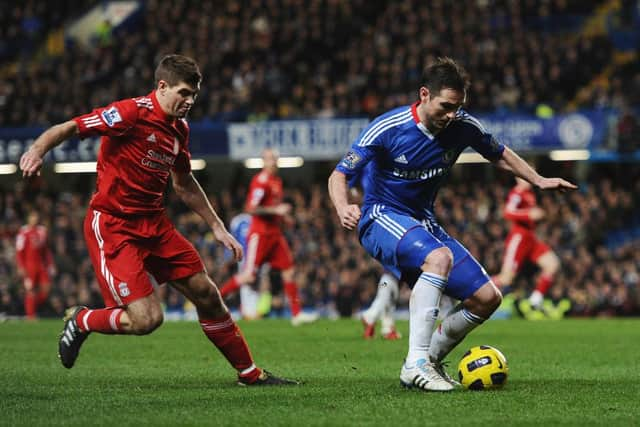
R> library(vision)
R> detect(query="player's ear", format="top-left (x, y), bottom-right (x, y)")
top-left (157, 79), bottom-right (169, 93)
top-left (419, 86), bottom-right (430, 103)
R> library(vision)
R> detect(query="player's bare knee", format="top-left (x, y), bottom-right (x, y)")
top-left (479, 285), bottom-right (502, 313)
top-left (192, 279), bottom-right (225, 311)
top-left (281, 268), bottom-right (295, 282)
top-left (130, 310), bottom-right (163, 335)
top-left (546, 256), bottom-right (560, 275)
top-left (486, 287), bottom-right (502, 311)
top-left (422, 247), bottom-right (453, 276)
top-left (466, 283), bottom-right (502, 316)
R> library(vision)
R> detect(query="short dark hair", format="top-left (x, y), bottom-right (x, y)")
top-left (421, 57), bottom-right (470, 95)
top-left (154, 54), bottom-right (202, 88)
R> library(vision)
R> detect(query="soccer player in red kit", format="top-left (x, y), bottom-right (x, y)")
top-left (219, 149), bottom-right (317, 325)
top-left (19, 54), bottom-right (297, 385)
top-left (16, 211), bottom-right (55, 319)
top-left (492, 177), bottom-right (560, 318)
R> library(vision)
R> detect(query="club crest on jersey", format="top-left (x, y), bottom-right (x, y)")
top-left (118, 282), bottom-right (130, 297)
top-left (341, 151), bottom-right (361, 170)
top-left (101, 106), bottom-right (123, 127)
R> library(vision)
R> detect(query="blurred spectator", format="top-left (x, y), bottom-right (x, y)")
top-left (0, 0), bottom-right (622, 126)
top-left (617, 108), bottom-right (639, 152)
top-left (1, 166), bottom-right (638, 319)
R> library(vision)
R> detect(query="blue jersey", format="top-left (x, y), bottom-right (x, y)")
top-left (336, 103), bottom-right (504, 226)
top-left (227, 213), bottom-right (252, 262)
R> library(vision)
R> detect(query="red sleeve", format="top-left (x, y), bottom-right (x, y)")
top-left (72, 98), bottom-right (138, 139)
top-left (503, 192), bottom-right (530, 221)
top-left (172, 121), bottom-right (191, 173)
top-left (245, 174), bottom-right (267, 211)
top-left (15, 231), bottom-right (26, 269)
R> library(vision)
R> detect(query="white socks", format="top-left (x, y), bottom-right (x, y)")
top-left (406, 272), bottom-right (446, 365)
top-left (429, 303), bottom-right (485, 362)
top-left (529, 290), bottom-right (544, 309)
top-left (363, 273), bottom-right (398, 326)
top-left (239, 284), bottom-right (260, 319)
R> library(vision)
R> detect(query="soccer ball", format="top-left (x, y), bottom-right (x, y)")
top-left (458, 345), bottom-right (508, 390)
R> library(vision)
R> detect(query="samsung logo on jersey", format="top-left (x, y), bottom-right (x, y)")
top-left (392, 167), bottom-right (445, 180)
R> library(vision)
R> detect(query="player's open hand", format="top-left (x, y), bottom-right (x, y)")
top-left (213, 227), bottom-right (244, 262)
top-left (337, 204), bottom-right (361, 230)
top-left (19, 149), bottom-right (44, 177)
top-left (537, 177), bottom-right (577, 192)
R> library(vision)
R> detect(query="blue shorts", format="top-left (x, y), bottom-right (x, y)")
top-left (359, 205), bottom-right (490, 301)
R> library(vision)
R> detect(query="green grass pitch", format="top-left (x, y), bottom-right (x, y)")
top-left (1, 318), bottom-right (639, 426)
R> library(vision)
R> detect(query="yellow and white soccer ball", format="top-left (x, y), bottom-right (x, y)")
top-left (458, 345), bottom-right (509, 390)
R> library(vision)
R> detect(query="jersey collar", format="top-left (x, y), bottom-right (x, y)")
top-left (411, 101), bottom-right (435, 139)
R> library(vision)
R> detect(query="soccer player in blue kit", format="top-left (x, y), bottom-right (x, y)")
top-left (328, 57), bottom-right (576, 391)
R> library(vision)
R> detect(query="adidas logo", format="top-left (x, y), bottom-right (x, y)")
top-left (394, 154), bottom-right (408, 164)
top-left (146, 133), bottom-right (157, 143)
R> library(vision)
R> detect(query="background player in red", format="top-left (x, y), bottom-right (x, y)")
top-left (492, 177), bottom-right (560, 319)
top-left (15, 211), bottom-right (55, 320)
top-left (19, 54), bottom-right (296, 386)
top-left (219, 148), bottom-right (318, 325)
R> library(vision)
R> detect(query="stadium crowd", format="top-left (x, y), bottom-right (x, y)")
top-left (1, 0), bottom-right (626, 126)
top-left (1, 1), bottom-right (638, 320)
top-left (1, 168), bottom-right (638, 319)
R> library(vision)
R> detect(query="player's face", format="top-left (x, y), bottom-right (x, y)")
top-left (420, 87), bottom-right (465, 133)
top-left (27, 212), bottom-right (39, 226)
top-left (262, 149), bottom-right (278, 172)
top-left (158, 80), bottom-right (200, 118)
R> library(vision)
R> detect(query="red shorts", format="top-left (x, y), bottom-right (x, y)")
top-left (241, 230), bottom-right (294, 274)
top-left (500, 229), bottom-right (551, 273)
top-left (84, 209), bottom-right (204, 308)
top-left (23, 267), bottom-right (50, 288)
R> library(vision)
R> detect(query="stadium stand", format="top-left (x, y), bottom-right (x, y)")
top-left (0, 1), bottom-right (638, 319)
top-left (1, 0), bottom-right (632, 126)
top-left (1, 169), bottom-right (638, 318)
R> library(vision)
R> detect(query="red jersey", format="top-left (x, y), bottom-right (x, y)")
top-left (16, 225), bottom-right (53, 271)
top-left (73, 91), bottom-right (191, 216)
top-left (504, 186), bottom-right (537, 231)
top-left (246, 170), bottom-right (284, 233)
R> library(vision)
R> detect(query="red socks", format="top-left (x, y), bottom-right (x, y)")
top-left (200, 313), bottom-right (260, 382)
top-left (36, 291), bottom-right (48, 306)
top-left (219, 276), bottom-right (240, 298)
top-left (76, 308), bottom-right (124, 333)
top-left (535, 274), bottom-right (554, 295)
top-left (284, 281), bottom-right (301, 316)
top-left (25, 292), bottom-right (36, 319)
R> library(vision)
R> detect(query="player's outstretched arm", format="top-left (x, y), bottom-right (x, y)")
top-left (20, 120), bottom-right (79, 177)
top-left (328, 170), bottom-right (361, 230)
top-left (171, 170), bottom-right (243, 262)
top-left (494, 147), bottom-right (578, 192)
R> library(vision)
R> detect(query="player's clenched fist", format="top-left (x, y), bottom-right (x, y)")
top-left (338, 204), bottom-right (361, 230)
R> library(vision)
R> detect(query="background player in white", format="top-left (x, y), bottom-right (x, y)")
top-left (329, 57), bottom-right (576, 391)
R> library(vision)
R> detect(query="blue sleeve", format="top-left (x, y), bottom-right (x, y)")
top-left (460, 112), bottom-right (505, 161)
top-left (335, 122), bottom-right (383, 178)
